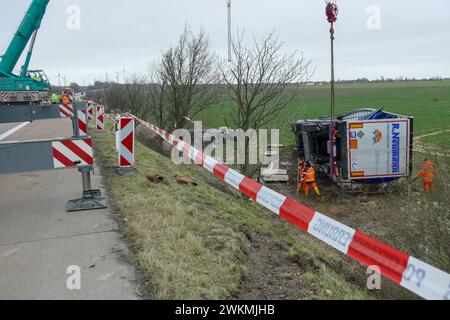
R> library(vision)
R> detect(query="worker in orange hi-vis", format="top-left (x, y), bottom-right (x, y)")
top-left (304, 162), bottom-right (321, 197)
top-left (296, 160), bottom-right (307, 194)
top-left (417, 158), bottom-right (436, 193)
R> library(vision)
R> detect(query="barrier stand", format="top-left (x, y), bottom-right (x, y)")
top-left (115, 116), bottom-right (137, 175)
top-left (64, 102), bottom-right (107, 211)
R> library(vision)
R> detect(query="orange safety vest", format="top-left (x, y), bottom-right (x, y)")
top-left (299, 162), bottom-right (306, 180)
top-left (62, 95), bottom-right (70, 105)
top-left (418, 161), bottom-right (435, 183)
top-left (305, 168), bottom-right (316, 183)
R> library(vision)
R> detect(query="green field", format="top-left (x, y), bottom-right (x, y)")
top-left (198, 80), bottom-right (450, 146)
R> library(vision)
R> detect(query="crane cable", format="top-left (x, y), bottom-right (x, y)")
top-left (326, 0), bottom-right (338, 179)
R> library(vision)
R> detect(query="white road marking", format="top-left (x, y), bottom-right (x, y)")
top-left (0, 122), bottom-right (30, 141)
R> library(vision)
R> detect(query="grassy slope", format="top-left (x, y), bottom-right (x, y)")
top-left (92, 124), bottom-right (374, 300)
top-left (197, 81), bottom-right (450, 146)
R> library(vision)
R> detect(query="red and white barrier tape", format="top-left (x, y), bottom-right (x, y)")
top-left (106, 113), bottom-right (450, 300)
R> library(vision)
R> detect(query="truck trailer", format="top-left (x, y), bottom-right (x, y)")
top-left (292, 108), bottom-right (414, 189)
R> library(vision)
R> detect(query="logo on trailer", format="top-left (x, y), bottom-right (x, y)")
top-left (392, 123), bottom-right (400, 173)
top-left (372, 129), bottom-right (383, 144)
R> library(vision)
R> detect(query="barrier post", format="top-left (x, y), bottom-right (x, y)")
top-left (115, 114), bottom-right (120, 152)
top-left (66, 102), bottom-right (107, 212)
top-left (115, 116), bottom-right (138, 175)
top-left (87, 101), bottom-right (94, 121)
top-left (96, 105), bottom-right (105, 132)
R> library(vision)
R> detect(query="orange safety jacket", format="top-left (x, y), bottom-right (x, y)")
top-left (305, 168), bottom-right (316, 184)
top-left (299, 162), bottom-right (306, 181)
top-left (418, 161), bottom-right (435, 183)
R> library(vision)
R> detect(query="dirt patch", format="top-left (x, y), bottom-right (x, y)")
top-left (234, 228), bottom-right (316, 300)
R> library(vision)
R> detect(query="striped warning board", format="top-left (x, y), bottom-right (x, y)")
top-left (87, 101), bottom-right (94, 121)
top-left (77, 108), bottom-right (88, 137)
top-left (59, 104), bottom-right (74, 118)
top-left (52, 139), bottom-right (93, 169)
top-left (118, 117), bottom-right (135, 167)
top-left (96, 105), bottom-right (105, 131)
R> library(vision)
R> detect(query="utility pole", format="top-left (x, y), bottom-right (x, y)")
top-left (326, 0), bottom-right (338, 180)
top-left (227, 0), bottom-right (232, 62)
top-left (57, 70), bottom-right (61, 87)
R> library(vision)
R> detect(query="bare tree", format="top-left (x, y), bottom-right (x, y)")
top-left (123, 73), bottom-right (151, 120)
top-left (222, 30), bottom-right (312, 131)
top-left (103, 83), bottom-right (127, 113)
top-left (221, 30), bottom-right (312, 176)
top-left (160, 26), bottom-right (220, 130)
top-left (147, 65), bottom-right (170, 129)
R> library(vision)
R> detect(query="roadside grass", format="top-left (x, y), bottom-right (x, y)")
top-left (91, 123), bottom-right (376, 300)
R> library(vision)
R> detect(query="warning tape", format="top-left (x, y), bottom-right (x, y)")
top-left (107, 113), bottom-right (450, 300)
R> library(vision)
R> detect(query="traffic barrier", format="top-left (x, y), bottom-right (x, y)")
top-left (77, 107), bottom-right (88, 136)
top-left (127, 113), bottom-right (450, 300)
top-left (52, 138), bottom-right (93, 168)
top-left (59, 103), bottom-right (74, 118)
top-left (87, 101), bottom-right (94, 121)
top-left (96, 105), bottom-right (105, 131)
top-left (115, 116), bottom-right (137, 175)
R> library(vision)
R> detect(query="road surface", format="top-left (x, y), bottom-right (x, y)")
top-left (0, 119), bottom-right (138, 300)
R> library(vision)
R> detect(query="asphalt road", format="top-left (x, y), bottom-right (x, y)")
top-left (0, 119), bottom-right (138, 300)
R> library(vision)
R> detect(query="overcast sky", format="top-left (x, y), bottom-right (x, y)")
top-left (1, 0), bottom-right (449, 85)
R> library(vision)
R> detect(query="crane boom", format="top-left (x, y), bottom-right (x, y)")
top-left (0, 0), bottom-right (49, 76)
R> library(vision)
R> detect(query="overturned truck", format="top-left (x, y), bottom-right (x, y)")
top-left (292, 108), bottom-right (414, 190)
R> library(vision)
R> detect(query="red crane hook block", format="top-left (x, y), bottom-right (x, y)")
top-left (326, 2), bottom-right (339, 23)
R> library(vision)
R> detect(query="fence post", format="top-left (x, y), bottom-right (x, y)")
top-left (115, 116), bottom-right (138, 175)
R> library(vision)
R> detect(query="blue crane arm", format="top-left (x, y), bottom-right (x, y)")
top-left (0, 0), bottom-right (50, 76)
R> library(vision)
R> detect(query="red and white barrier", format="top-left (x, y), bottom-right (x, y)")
top-left (87, 101), bottom-right (94, 121)
top-left (52, 138), bottom-right (93, 169)
top-left (96, 105), bottom-right (105, 132)
top-left (59, 104), bottom-right (74, 118)
top-left (77, 108), bottom-right (88, 137)
top-left (118, 117), bottom-right (135, 167)
top-left (128, 113), bottom-right (450, 300)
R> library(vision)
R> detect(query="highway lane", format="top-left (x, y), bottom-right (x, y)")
top-left (0, 118), bottom-right (138, 300)
top-left (0, 122), bottom-right (30, 141)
